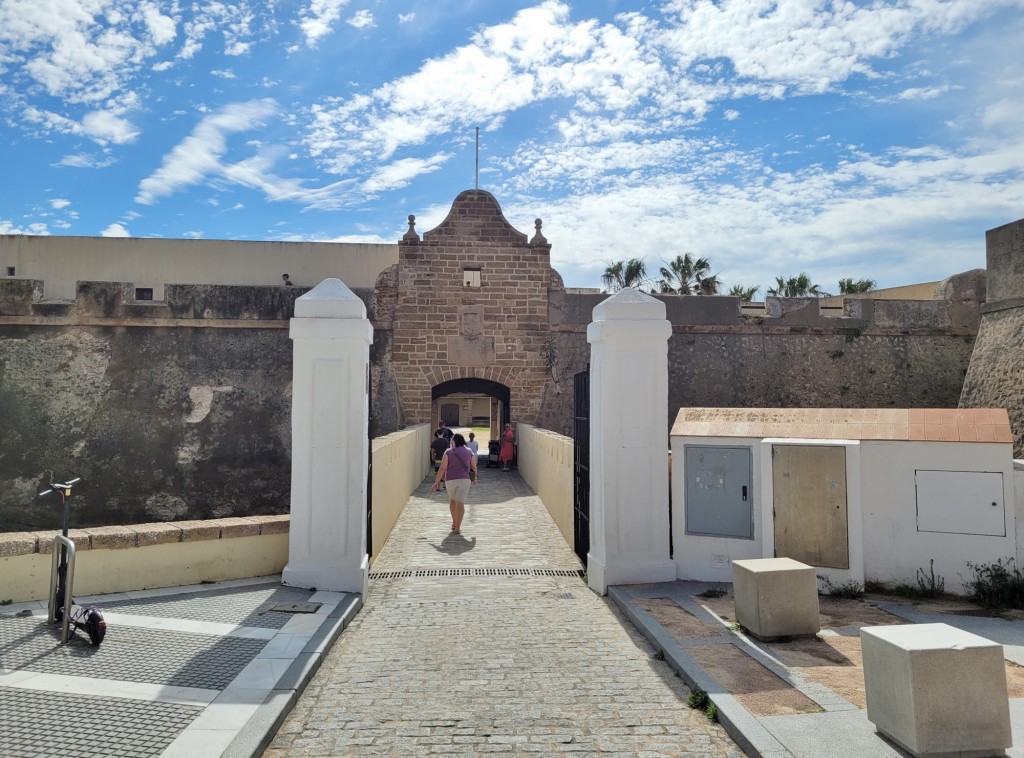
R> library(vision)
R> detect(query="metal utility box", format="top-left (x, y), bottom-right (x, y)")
top-left (684, 446), bottom-right (753, 539)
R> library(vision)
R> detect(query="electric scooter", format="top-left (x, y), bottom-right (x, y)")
top-left (37, 477), bottom-right (106, 646)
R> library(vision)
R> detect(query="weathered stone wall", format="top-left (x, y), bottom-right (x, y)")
top-left (537, 287), bottom-right (978, 437)
top-left (0, 282), bottom-right (301, 531)
top-left (961, 218), bottom-right (1024, 457)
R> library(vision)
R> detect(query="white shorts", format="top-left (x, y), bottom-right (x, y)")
top-left (445, 478), bottom-right (471, 502)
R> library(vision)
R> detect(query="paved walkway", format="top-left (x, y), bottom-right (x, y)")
top-left (0, 576), bottom-right (360, 758)
top-left (265, 470), bottom-right (743, 756)
top-left (612, 582), bottom-right (1024, 758)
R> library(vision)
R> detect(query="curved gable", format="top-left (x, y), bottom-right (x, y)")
top-left (422, 189), bottom-right (528, 244)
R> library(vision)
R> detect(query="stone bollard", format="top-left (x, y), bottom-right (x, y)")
top-left (732, 557), bottom-right (820, 640)
top-left (861, 623), bottom-right (1011, 757)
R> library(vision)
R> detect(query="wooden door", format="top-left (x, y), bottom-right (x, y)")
top-left (772, 445), bottom-right (849, 569)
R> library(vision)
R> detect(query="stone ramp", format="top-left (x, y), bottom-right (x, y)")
top-left (265, 470), bottom-right (743, 756)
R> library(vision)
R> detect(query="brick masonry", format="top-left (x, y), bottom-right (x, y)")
top-left (377, 190), bottom-right (559, 428)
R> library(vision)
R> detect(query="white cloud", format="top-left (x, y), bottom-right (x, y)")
top-left (347, 10), bottom-right (375, 29)
top-left (211, 68), bottom-right (237, 79)
top-left (299, 0), bottom-right (349, 46)
top-left (723, 109), bottom-right (739, 121)
top-left (81, 109), bottom-right (139, 145)
top-left (398, 13), bottom-right (415, 24)
top-left (50, 198), bottom-right (71, 210)
top-left (136, 99), bottom-right (279, 205)
top-left (55, 153), bottom-right (115, 168)
top-left (362, 154), bottom-right (450, 193)
top-left (0, 220), bottom-right (49, 235)
top-left (101, 222), bottom-right (130, 237)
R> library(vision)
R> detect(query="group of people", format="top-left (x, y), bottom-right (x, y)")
top-left (430, 421), bottom-right (516, 534)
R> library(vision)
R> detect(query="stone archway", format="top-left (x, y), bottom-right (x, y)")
top-left (432, 377), bottom-right (511, 443)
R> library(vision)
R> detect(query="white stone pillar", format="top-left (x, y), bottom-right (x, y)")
top-left (282, 278), bottom-right (372, 595)
top-left (587, 288), bottom-right (675, 595)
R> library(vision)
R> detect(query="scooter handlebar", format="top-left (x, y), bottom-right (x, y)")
top-left (37, 477), bottom-right (83, 498)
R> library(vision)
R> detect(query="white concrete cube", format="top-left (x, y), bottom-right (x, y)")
top-left (731, 557), bottom-right (820, 639)
top-left (861, 623), bottom-right (1011, 758)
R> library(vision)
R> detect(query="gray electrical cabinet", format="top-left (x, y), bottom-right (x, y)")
top-left (684, 446), bottom-right (753, 539)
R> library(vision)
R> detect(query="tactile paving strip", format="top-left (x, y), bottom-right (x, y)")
top-left (100, 583), bottom-right (314, 628)
top-left (0, 617), bottom-right (266, 689)
top-left (0, 685), bottom-right (201, 758)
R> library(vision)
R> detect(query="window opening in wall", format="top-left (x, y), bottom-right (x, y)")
top-left (463, 268), bottom-right (481, 287)
top-left (135, 287), bottom-right (154, 301)
top-left (5, 266), bottom-right (14, 276)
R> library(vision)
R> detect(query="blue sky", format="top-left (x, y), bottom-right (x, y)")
top-left (1, 0), bottom-right (1022, 295)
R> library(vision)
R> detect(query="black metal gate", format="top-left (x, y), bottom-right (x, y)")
top-left (366, 366), bottom-right (373, 558)
top-left (572, 367), bottom-right (590, 565)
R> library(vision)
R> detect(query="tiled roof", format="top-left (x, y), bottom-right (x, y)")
top-left (670, 407), bottom-right (1013, 443)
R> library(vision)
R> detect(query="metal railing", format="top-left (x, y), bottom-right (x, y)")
top-left (47, 535), bottom-right (76, 644)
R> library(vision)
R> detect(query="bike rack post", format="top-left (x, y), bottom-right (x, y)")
top-left (48, 535), bottom-right (76, 644)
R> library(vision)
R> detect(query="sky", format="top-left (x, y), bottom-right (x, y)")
top-left (1, 0), bottom-right (1023, 295)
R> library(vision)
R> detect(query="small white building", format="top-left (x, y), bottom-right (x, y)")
top-left (670, 407), bottom-right (1017, 594)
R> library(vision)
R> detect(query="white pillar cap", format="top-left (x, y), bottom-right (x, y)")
top-left (294, 278), bottom-right (366, 319)
top-left (592, 287), bottom-right (666, 322)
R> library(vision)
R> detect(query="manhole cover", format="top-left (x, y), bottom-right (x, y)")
top-left (270, 602), bottom-right (322, 613)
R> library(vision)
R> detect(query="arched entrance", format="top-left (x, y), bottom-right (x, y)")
top-left (431, 378), bottom-right (511, 442)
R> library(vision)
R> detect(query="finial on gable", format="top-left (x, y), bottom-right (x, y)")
top-left (403, 214), bottom-right (420, 242)
top-left (531, 218), bottom-right (547, 245)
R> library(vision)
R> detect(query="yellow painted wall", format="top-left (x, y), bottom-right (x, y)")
top-left (1, 533), bottom-right (288, 603)
top-left (516, 423), bottom-right (574, 548)
top-left (1, 235), bottom-right (398, 300)
top-left (370, 424), bottom-right (432, 562)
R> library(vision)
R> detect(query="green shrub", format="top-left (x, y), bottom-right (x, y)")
top-left (965, 558), bottom-right (1024, 609)
top-left (687, 689), bottom-right (710, 710)
top-left (915, 559), bottom-right (945, 599)
top-left (818, 575), bottom-right (863, 599)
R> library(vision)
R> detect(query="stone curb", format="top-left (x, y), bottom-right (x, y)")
top-left (220, 592), bottom-right (364, 758)
top-left (608, 584), bottom-right (793, 758)
top-left (0, 516), bottom-right (292, 557)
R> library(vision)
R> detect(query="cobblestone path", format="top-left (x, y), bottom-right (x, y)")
top-left (265, 469), bottom-right (743, 757)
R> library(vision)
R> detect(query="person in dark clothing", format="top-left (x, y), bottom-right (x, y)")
top-left (438, 421), bottom-right (454, 444)
top-left (430, 429), bottom-right (449, 473)
top-left (282, 273), bottom-right (293, 286)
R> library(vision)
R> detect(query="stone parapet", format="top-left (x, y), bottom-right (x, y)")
top-left (0, 516), bottom-right (290, 557)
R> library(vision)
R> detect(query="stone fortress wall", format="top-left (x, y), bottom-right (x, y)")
top-left (0, 191), bottom-right (1009, 530)
top-left (960, 218), bottom-right (1024, 457)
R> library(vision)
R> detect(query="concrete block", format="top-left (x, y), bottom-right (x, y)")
top-left (0, 532), bottom-right (38, 557)
top-left (732, 557), bottom-right (820, 640)
top-left (861, 623), bottom-right (1011, 758)
top-left (84, 525), bottom-right (138, 550)
top-left (218, 517), bottom-right (261, 539)
top-left (169, 520), bottom-right (222, 542)
top-left (135, 523), bottom-right (183, 546)
top-left (248, 515), bottom-right (290, 535)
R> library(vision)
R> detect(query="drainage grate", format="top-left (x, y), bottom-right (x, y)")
top-left (369, 567), bottom-right (585, 581)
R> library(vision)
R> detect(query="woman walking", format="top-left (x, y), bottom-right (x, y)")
top-left (431, 433), bottom-right (477, 534)
top-left (499, 423), bottom-right (515, 471)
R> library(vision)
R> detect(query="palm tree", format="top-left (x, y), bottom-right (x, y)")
top-left (767, 273), bottom-right (829, 298)
top-left (727, 284), bottom-right (760, 302)
top-left (601, 258), bottom-right (649, 293)
top-left (838, 277), bottom-right (877, 294)
top-left (658, 253), bottom-right (719, 295)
